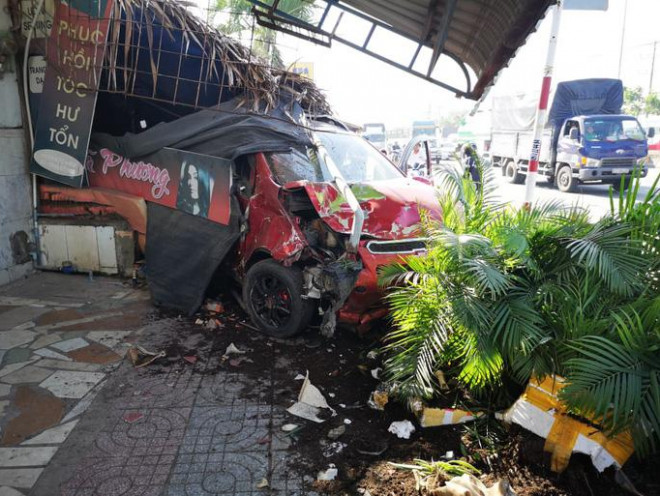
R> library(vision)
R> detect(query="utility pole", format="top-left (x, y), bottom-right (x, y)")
top-left (523, 1), bottom-right (563, 206)
top-left (617, 0), bottom-right (628, 79)
top-left (649, 41), bottom-right (657, 95)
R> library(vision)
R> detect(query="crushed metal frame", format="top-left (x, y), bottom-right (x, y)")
top-left (247, 0), bottom-right (557, 100)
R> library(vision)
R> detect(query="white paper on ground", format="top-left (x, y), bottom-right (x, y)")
top-left (388, 420), bottom-right (416, 439)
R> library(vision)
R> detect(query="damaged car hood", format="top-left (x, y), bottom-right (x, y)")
top-left (286, 179), bottom-right (442, 240)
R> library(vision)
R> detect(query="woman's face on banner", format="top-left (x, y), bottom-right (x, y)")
top-left (187, 165), bottom-right (199, 199)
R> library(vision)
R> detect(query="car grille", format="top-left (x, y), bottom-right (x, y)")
top-left (366, 239), bottom-right (427, 254)
top-left (600, 157), bottom-right (636, 168)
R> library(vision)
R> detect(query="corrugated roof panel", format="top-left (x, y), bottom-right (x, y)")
top-left (250, 0), bottom-right (555, 99)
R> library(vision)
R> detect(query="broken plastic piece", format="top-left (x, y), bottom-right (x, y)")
top-left (370, 368), bottom-right (382, 380)
top-left (419, 408), bottom-right (481, 428)
top-left (183, 356), bottom-right (197, 364)
top-left (317, 464), bottom-right (338, 481)
top-left (223, 343), bottom-right (246, 357)
top-left (281, 423), bottom-right (299, 432)
top-left (388, 420), bottom-right (416, 439)
top-left (499, 376), bottom-right (634, 473)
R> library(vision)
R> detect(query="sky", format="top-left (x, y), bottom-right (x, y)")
top-left (202, 1), bottom-right (660, 130)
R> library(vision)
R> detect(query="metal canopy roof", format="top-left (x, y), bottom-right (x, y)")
top-left (249, 0), bottom-right (556, 100)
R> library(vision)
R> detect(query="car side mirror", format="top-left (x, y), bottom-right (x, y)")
top-left (648, 127), bottom-right (655, 138)
top-left (569, 127), bottom-right (579, 140)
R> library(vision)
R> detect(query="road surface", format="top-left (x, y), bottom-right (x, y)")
top-left (435, 162), bottom-right (659, 221)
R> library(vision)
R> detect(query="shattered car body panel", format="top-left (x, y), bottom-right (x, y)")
top-left (288, 179), bottom-right (442, 240)
top-left (237, 155), bottom-right (308, 268)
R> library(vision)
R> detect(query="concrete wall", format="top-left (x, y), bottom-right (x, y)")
top-left (0, 0), bottom-right (34, 285)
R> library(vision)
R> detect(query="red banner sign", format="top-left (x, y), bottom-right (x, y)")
top-left (86, 147), bottom-right (232, 225)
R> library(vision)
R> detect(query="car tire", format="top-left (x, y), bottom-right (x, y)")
top-left (504, 161), bottom-right (524, 184)
top-left (243, 259), bottom-right (313, 338)
top-left (556, 165), bottom-right (577, 192)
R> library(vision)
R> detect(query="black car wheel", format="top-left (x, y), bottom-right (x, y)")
top-left (243, 259), bottom-right (313, 337)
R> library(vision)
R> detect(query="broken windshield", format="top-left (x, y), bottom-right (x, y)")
top-left (268, 131), bottom-right (403, 184)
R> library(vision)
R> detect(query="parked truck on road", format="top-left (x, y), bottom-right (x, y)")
top-left (490, 79), bottom-right (653, 192)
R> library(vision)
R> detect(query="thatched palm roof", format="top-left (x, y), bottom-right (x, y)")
top-left (102, 0), bottom-right (331, 115)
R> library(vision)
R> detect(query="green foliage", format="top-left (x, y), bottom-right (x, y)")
top-left (382, 159), bottom-right (660, 454)
top-left (623, 85), bottom-right (660, 115)
top-left (214, 0), bottom-right (316, 67)
top-left (389, 458), bottom-right (480, 478)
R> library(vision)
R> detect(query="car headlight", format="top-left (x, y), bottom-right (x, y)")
top-left (586, 158), bottom-right (600, 167)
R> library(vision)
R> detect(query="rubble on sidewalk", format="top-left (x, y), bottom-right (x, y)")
top-left (498, 375), bottom-right (634, 473)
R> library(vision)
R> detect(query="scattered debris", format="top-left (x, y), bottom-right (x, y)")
top-left (433, 474), bottom-right (516, 496)
top-left (388, 420), bottom-right (416, 439)
top-left (419, 407), bottom-right (482, 428)
top-left (294, 373), bottom-right (306, 380)
top-left (355, 439), bottom-right (388, 456)
top-left (321, 440), bottom-right (347, 457)
top-left (498, 376), bottom-right (634, 473)
top-left (123, 412), bottom-right (144, 423)
top-left (343, 418), bottom-right (352, 425)
top-left (287, 371), bottom-right (336, 423)
top-left (368, 387), bottom-right (389, 411)
top-left (317, 464), bottom-right (338, 481)
top-left (370, 368), bottom-right (382, 380)
top-left (327, 425), bottom-right (346, 440)
top-left (281, 424), bottom-right (299, 432)
top-left (223, 343), bottom-right (246, 357)
top-left (183, 356), bottom-right (197, 365)
top-left (126, 345), bottom-right (166, 368)
top-left (256, 478), bottom-right (269, 489)
top-left (205, 300), bottom-right (224, 314)
top-left (195, 318), bottom-right (204, 325)
top-left (205, 318), bottom-right (222, 330)
top-left (435, 370), bottom-right (450, 391)
top-left (366, 350), bottom-right (378, 360)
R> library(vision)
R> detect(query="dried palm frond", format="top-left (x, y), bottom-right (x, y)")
top-left (275, 69), bottom-right (332, 115)
top-left (105, 0), bottom-right (279, 110)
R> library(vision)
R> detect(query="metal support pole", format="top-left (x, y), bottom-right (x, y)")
top-left (523, 1), bottom-right (563, 206)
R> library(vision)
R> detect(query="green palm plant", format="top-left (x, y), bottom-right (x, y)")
top-left (381, 159), bottom-right (660, 454)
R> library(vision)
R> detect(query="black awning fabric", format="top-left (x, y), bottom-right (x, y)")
top-left (92, 98), bottom-right (315, 161)
top-left (145, 200), bottom-right (241, 315)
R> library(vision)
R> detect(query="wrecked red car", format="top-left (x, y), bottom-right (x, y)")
top-left (41, 106), bottom-right (442, 338)
top-left (232, 119), bottom-right (442, 337)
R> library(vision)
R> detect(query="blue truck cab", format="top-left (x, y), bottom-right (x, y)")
top-left (555, 114), bottom-right (651, 190)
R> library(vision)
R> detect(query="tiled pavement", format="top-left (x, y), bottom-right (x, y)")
top-left (0, 273), bottom-right (150, 493)
top-left (0, 273), bottom-right (318, 495)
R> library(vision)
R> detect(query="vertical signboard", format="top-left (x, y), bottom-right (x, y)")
top-left (30, 0), bottom-right (113, 187)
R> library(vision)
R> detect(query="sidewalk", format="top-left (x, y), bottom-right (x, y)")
top-left (0, 272), bottom-right (317, 495)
